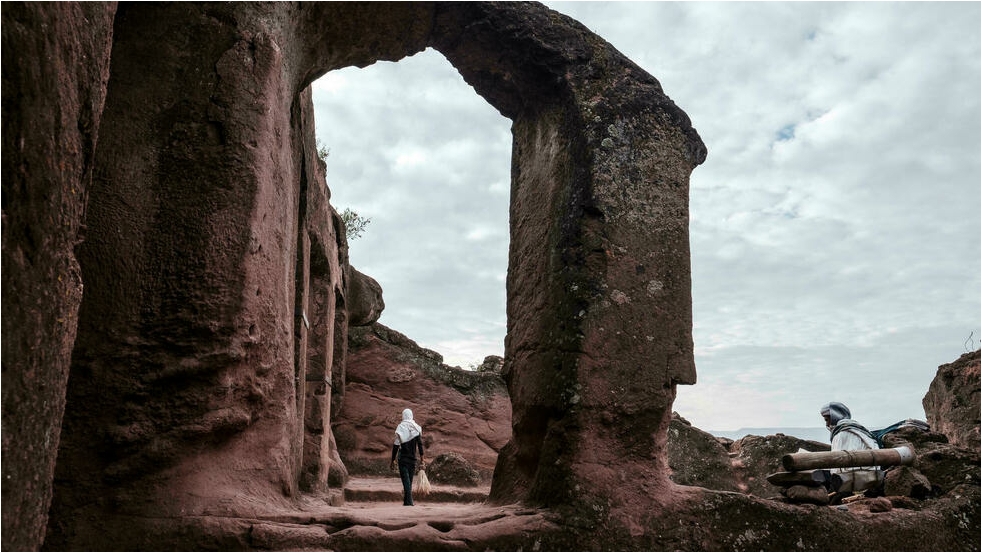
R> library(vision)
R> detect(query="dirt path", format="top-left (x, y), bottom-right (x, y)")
top-left (232, 476), bottom-right (557, 550)
top-left (341, 475), bottom-right (491, 504)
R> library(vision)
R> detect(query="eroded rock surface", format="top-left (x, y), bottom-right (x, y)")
top-left (667, 413), bottom-right (833, 499)
top-left (427, 452), bottom-right (484, 487)
top-left (880, 425), bottom-right (981, 497)
top-left (667, 413), bottom-right (740, 492)
top-left (1, 3), bottom-right (115, 550)
top-left (347, 267), bottom-right (385, 327)
top-left (43, 3), bottom-right (352, 547)
top-left (923, 349), bottom-right (980, 449)
top-left (728, 433), bottom-right (832, 498)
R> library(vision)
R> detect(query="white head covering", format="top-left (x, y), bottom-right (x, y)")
top-left (394, 408), bottom-right (421, 444)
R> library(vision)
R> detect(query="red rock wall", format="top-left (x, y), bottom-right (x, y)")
top-left (336, 324), bottom-right (511, 480)
top-left (667, 414), bottom-right (741, 493)
top-left (1, 3), bottom-right (116, 550)
top-left (35, 3), bottom-right (435, 548)
top-left (923, 350), bottom-right (981, 449)
top-left (334, 324), bottom-right (511, 478)
top-left (8, 2), bottom-right (708, 548)
top-left (43, 4), bottom-right (345, 547)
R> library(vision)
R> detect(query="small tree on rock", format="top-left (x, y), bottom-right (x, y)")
top-left (340, 207), bottom-right (370, 241)
top-left (319, 140), bottom-right (371, 242)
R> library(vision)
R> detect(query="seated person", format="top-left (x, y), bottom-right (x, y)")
top-left (820, 401), bottom-right (883, 493)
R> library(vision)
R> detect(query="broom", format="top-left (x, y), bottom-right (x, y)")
top-left (413, 462), bottom-right (431, 497)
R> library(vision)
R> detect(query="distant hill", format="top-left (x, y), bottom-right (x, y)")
top-left (708, 427), bottom-right (830, 443)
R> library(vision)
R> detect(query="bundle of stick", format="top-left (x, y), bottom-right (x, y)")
top-left (414, 466), bottom-right (431, 497)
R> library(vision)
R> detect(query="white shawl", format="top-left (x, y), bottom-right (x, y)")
top-left (394, 408), bottom-right (421, 445)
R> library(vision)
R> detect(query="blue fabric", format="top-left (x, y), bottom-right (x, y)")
top-left (830, 419), bottom-right (875, 443)
top-left (870, 418), bottom-right (930, 448)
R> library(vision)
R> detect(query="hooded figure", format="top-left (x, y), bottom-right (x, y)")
top-left (820, 401), bottom-right (881, 493)
top-left (395, 408), bottom-right (422, 444)
top-left (390, 408), bottom-right (424, 506)
top-left (820, 401), bottom-right (851, 429)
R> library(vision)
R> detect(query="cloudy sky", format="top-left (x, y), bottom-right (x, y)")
top-left (312, 1), bottom-right (980, 432)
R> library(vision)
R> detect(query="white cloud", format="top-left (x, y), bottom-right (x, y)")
top-left (312, 71), bottom-right (349, 94)
top-left (313, 3), bottom-right (980, 431)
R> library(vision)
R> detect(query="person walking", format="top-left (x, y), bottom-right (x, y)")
top-left (389, 408), bottom-right (424, 506)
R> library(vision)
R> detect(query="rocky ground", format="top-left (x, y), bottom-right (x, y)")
top-left (132, 459), bottom-right (975, 551)
top-left (101, 477), bottom-right (556, 551)
top-left (323, 341), bottom-right (980, 551)
top-left (36, 334), bottom-right (982, 551)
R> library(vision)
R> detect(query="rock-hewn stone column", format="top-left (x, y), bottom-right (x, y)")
top-left (46, 4), bottom-right (325, 546)
top-left (42, 2), bottom-right (408, 547)
top-left (429, 2), bottom-right (706, 513)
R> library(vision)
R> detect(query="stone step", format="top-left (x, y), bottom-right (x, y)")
top-left (343, 476), bottom-right (490, 504)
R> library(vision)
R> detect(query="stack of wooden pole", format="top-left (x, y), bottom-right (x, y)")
top-left (766, 446), bottom-right (914, 487)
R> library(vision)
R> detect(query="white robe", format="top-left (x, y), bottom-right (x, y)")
top-left (831, 424), bottom-right (881, 492)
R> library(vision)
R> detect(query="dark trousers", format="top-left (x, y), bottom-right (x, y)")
top-left (819, 470), bottom-right (844, 492)
top-left (398, 461), bottom-right (416, 505)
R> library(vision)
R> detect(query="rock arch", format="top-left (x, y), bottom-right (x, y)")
top-left (306, 0), bottom-right (707, 511)
top-left (7, 3), bottom-right (980, 551)
top-left (7, 2), bottom-right (704, 550)
top-left (425, 4), bottom-right (706, 509)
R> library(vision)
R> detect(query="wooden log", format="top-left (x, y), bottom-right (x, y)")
top-left (782, 446), bottom-right (914, 471)
top-left (766, 470), bottom-right (827, 487)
